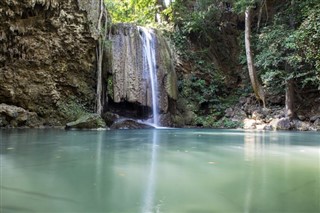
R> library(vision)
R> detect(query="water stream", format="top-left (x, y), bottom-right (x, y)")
top-left (139, 27), bottom-right (159, 126)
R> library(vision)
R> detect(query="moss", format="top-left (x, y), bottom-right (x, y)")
top-left (57, 97), bottom-right (91, 123)
top-left (107, 75), bottom-right (114, 98)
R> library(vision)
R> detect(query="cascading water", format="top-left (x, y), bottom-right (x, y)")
top-left (139, 27), bottom-right (159, 126)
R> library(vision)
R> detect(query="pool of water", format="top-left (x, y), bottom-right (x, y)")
top-left (1, 129), bottom-right (319, 213)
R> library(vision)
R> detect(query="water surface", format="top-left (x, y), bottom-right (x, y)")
top-left (1, 129), bottom-right (319, 213)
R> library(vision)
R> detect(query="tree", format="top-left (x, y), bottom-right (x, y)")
top-left (244, 5), bottom-right (266, 108)
top-left (104, 0), bottom-right (158, 25)
top-left (97, 0), bottom-right (108, 115)
top-left (254, 0), bottom-right (320, 117)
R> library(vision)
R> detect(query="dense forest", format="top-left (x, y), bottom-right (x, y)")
top-left (0, 0), bottom-right (319, 130)
top-left (105, 0), bottom-right (320, 129)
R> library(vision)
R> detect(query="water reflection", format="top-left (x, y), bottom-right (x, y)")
top-left (142, 129), bottom-right (159, 213)
top-left (1, 129), bottom-right (319, 212)
top-left (95, 131), bottom-right (103, 202)
top-left (244, 132), bottom-right (265, 162)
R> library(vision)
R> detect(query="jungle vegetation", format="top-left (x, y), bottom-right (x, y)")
top-left (104, 0), bottom-right (320, 127)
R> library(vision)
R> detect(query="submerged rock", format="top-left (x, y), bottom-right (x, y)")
top-left (110, 119), bottom-right (155, 129)
top-left (65, 114), bottom-right (106, 129)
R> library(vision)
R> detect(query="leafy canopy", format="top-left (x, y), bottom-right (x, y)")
top-left (104, 0), bottom-right (158, 25)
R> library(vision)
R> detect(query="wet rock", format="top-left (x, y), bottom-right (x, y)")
top-left (314, 118), bottom-right (320, 126)
top-left (0, 104), bottom-right (41, 127)
top-left (264, 125), bottom-right (273, 131)
top-left (270, 117), bottom-right (291, 130)
top-left (297, 114), bottom-right (306, 121)
top-left (102, 112), bottom-right (120, 127)
top-left (243, 118), bottom-right (256, 129)
top-left (256, 124), bottom-right (267, 130)
top-left (293, 120), bottom-right (310, 131)
top-left (225, 108), bottom-right (234, 118)
top-left (159, 113), bottom-right (173, 127)
top-left (66, 114), bottom-right (106, 129)
top-left (232, 109), bottom-right (247, 121)
top-left (252, 109), bottom-right (266, 120)
top-left (110, 119), bottom-right (155, 129)
top-left (310, 115), bottom-right (320, 122)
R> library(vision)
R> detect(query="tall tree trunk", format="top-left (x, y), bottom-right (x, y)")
top-left (285, 78), bottom-right (296, 118)
top-left (245, 7), bottom-right (266, 108)
top-left (96, 0), bottom-right (107, 115)
top-left (285, 0), bottom-right (296, 119)
top-left (155, 0), bottom-right (169, 23)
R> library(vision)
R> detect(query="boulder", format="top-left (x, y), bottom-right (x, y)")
top-left (225, 108), bottom-right (234, 118)
top-left (110, 119), bottom-right (155, 129)
top-left (243, 119), bottom-right (256, 129)
top-left (293, 120), bottom-right (310, 131)
top-left (314, 118), bottom-right (320, 126)
top-left (0, 104), bottom-right (41, 127)
top-left (256, 124), bottom-right (267, 130)
top-left (102, 112), bottom-right (120, 126)
top-left (270, 117), bottom-right (291, 130)
top-left (252, 109), bottom-right (266, 120)
top-left (310, 115), bottom-right (320, 122)
top-left (65, 114), bottom-right (106, 129)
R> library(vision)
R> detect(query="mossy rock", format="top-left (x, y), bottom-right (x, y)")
top-left (65, 114), bottom-right (106, 129)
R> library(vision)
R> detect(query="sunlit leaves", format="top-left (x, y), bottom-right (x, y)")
top-left (104, 0), bottom-right (157, 25)
top-left (254, 0), bottom-right (320, 92)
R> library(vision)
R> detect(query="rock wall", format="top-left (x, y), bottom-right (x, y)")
top-left (0, 0), bottom-right (102, 126)
top-left (108, 23), bottom-right (177, 120)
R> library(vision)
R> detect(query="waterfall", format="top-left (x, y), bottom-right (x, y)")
top-left (139, 27), bottom-right (159, 126)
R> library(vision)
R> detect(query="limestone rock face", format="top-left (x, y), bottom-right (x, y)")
top-left (0, 0), bottom-right (101, 125)
top-left (109, 23), bottom-right (177, 115)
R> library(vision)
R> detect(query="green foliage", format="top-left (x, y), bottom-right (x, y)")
top-left (171, 0), bottom-right (221, 41)
top-left (195, 116), bottom-right (242, 128)
top-left (105, 0), bottom-right (158, 25)
top-left (107, 75), bottom-right (114, 98)
top-left (253, 0), bottom-right (320, 94)
top-left (232, 0), bottom-right (259, 13)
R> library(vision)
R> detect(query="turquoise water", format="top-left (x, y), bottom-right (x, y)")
top-left (1, 129), bottom-right (319, 213)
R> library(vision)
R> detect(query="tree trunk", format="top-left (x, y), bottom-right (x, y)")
top-left (285, 78), bottom-right (296, 118)
top-left (245, 7), bottom-right (266, 108)
top-left (96, 0), bottom-right (107, 115)
top-left (155, 0), bottom-right (169, 23)
top-left (285, 0), bottom-right (296, 119)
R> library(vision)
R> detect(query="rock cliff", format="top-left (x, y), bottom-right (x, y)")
top-left (0, 0), bottom-right (102, 126)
